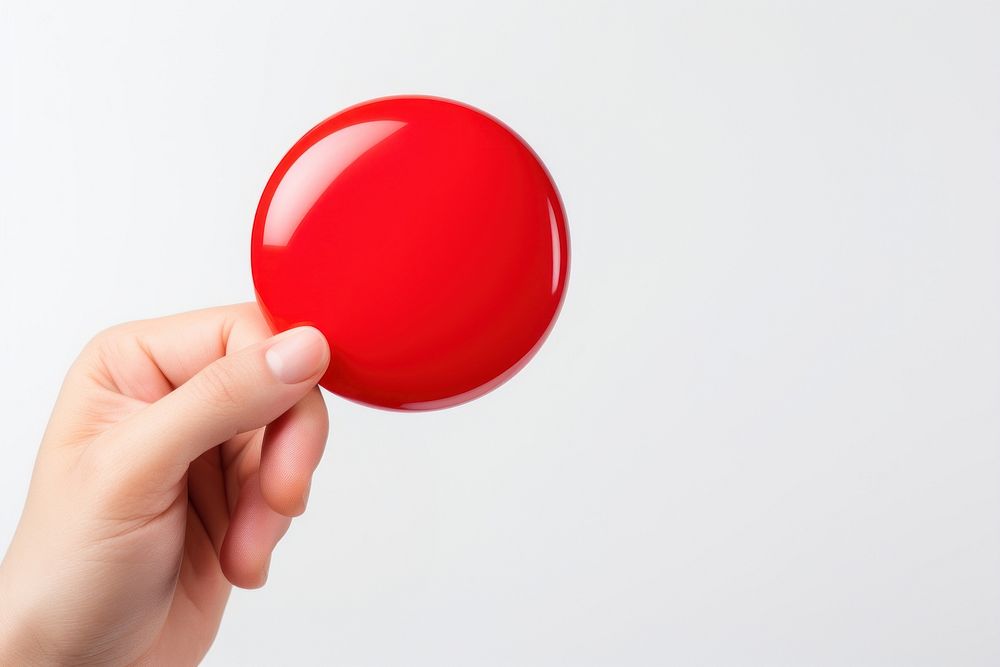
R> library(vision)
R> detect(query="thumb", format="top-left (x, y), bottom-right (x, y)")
top-left (102, 326), bottom-right (330, 485)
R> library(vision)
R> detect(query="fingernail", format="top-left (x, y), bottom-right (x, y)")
top-left (265, 327), bottom-right (329, 384)
top-left (300, 482), bottom-right (312, 512)
top-left (259, 556), bottom-right (272, 587)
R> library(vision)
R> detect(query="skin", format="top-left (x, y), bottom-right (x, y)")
top-left (0, 303), bottom-right (331, 665)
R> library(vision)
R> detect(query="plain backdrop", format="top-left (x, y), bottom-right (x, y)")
top-left (2, 1), bottom-right (999, 665)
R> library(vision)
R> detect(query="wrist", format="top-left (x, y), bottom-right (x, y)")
top-left (0, 566), bottom-right (45, 665)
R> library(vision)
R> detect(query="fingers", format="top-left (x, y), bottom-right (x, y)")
top-left (102, 326), bottom-right (330, 487)
top-left (78, 305), bottom-right (334, 591)
top-left (259, 388), bottom-right (329, 517)
top-left (103, 303), bottom-right (274, 390)
top-left (48, 303), bottom-right (275, 449)
top-left (219, 473), bottom-right (291, 588)
top-left (217, 389), bottom-right (328, 589)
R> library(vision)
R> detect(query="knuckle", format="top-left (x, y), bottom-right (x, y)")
top-left (79, 321), bottom-right (143, 367)
top-left (192, 361), bottom-right (247, 411)
top-left (82, 323), bottom-right (128, 357)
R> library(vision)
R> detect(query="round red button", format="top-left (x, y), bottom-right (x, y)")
top-left (251, 96), bottom-right (569, 410)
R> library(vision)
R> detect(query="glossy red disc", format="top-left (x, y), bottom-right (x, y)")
top-left (251, 96), bottom-right (569, 410)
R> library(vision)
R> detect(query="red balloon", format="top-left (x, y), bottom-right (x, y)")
top-left (251, 96), bottom-right (569, 410)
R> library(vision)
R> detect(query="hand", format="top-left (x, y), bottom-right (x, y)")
top-left (0, 304), bottom-right (331, 665)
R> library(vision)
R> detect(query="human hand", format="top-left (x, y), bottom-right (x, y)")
top-left (0, 304), bottom-right (330, 665)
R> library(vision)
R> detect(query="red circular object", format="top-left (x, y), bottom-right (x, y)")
top-left (251, 96), bottom-right (569, 410)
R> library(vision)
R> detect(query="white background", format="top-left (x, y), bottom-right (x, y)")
top-left (2, 1), bottom-right (999, 665)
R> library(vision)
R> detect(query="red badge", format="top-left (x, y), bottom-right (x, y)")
top-left (252, 96), bottom-right (569, 410)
